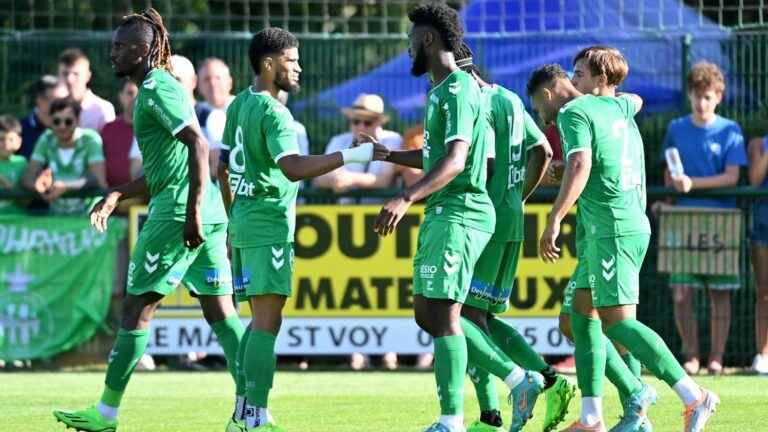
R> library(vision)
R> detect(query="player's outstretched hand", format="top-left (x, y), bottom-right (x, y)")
top-left (373, 196), bottom-right (412, 236)
top-left (90, 192), bottom-right (120, 233)
top-left (354, 133), bottom-right (390, 161)
top-left (539, 220), bottom-right (561, 263)
top-left (183, 215), bottom-right (205, 249)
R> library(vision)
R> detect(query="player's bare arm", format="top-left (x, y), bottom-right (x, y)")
top-left (177, 123), bottom-right (209, 249)
top-left (374, 139), bottom-right (468, 236)
top-left (277, 142), bottom-right (388, 181)
top-left (540, 149), bottom-right (591, 262)
top-left (522, 141), bottom-right (554, 201)
top-left (217, 161), bottom-right (233, 215)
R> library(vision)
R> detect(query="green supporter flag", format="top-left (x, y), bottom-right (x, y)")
top-left (0, 214), bottom-right (126, 360)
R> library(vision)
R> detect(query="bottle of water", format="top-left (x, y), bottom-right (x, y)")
top-left (665, 147), bottom-right (685, 178)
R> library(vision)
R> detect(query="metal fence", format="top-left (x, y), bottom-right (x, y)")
top-left (2, 1), bottom-right (768, 33)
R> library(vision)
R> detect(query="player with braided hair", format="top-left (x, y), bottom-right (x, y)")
top-left (53, 8), bottom-right (246, 432)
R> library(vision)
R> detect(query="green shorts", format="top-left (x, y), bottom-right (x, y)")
top-left (232, 242), bottom-right (294, 302)
top-left (128, 221), bottom-right (232, 296)
top-left (582, 234), bottom-right (649, 308)
top-left (412, 219), bottom-right (491, 303)
top-left (561, 260), bottom-right (588, 315)
top-left (464, 240), bottom-right (522, 314)
top-left (669, 273), bottom-right (740, 291)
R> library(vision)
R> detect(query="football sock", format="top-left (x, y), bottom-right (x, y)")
top-left (571, 312), bottom-right (605, 397)
top-left (245, 406), bottom-right (271, 428)
top-left (211, 315), bottom-right (245, 385)
top-left (488, 315), bottom-right (550, 372)
top-left (622, 352), bottom-right (642, 379)
top-left (235, 327), bottom-right (251, 418)
top-left (433, 334), bottom-right (467, 415)
top-left (580, 396), bottom-right (604, 426)
top-left (468, 366), bottom-right (500, 412)
top-left (100, 328), bottom-right (149, 412)
top-left (95, 401), bottom-right (118, 421)
top-left (605, 319), bottom-right (686, 388)
top-left (673, 376), bottom-right (704, 405)
top-left (439, 414), bottom-right (464, 430)
top-left (244, 330), bottom-right (276, 408)
top-left (604, 336), bottom-right (642, 405)
top-left (462, 317), bottom-right (518, 381)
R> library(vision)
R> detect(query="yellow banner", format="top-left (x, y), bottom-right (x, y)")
top-left (129, 205), bottom-right (578, 318)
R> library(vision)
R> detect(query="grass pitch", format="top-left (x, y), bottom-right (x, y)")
top-left (3, 371), bottom-right (766, 431)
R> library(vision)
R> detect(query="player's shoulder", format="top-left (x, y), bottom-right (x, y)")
top-left (714, 115), bottom-right (742, 131)
top-left (140, 68), bottom-right (182, 96)
top-left (559, 94), bottom-right (592, 116)
top-left (435, 70), bottom-right (476, 97)
top-left (8, 154), bottom-right (27, 165)
top-left (75, 128), bottom-right (103, 147)
top-left (666, 115), bottom-right (692, 133)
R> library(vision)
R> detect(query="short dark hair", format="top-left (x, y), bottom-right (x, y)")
top-left (527, 64), bottom-right (569, 96)
top-left (58, 48), bottom-right (89, 66)
top-left (249, 28), bottom-right (299, 76)
top-left (408, 3), bottom-right (463, 53)
top-left (49, 97), bottom-right (82, 118)
top-left (0, 115), bottom-right (21, 135)
top-left (29, 74), bottom-right (61, 102)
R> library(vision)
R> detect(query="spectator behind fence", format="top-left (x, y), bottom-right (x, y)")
top-left (197, 57), bottom-right (235, 177)
top-left (398, 125), bottom-right (425, 188)
top-left (101, 79), bottom-right (138, 188)
top-left (0, 115), bottom-right (28, 212)
top-left (129, 55), bottom-right (210, 179)
top-left (58, 48), bottom-right (115, 132)
top-left (747, 133), bottom-right (768, 374)
top-left (20, 75), bottom-right (69, 159)
top-left (662, 61), bottom-right (747, 375)
top-left (22, 98), bottom-right (107, 214)
top-left (312, 93), bottom-right (402, 200)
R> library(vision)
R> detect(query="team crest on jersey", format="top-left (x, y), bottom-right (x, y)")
top-left (448, 82), bottom-right (461, 95)
top-left (709, 142), bottom-right (722, 156)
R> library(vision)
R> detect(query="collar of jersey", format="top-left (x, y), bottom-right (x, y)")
top-left (430, 69), bottom-right (462, 93)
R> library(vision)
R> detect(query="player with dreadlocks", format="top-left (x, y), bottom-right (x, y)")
top-left (450, 42), bottom-right (577, 432)
top-left (53, 8), bottom-right (245, 432)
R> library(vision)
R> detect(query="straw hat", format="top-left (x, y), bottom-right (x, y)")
top-left (341, 93), bottom-right (390, 123)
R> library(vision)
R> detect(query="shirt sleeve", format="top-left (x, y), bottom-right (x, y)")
top-left (101, 100), bottom-right (116, 131)
top-left (144, 82), bottom-right (196, 136)
top-left (84, 133), bottom-right (105, 165)
top-left (263, 106), bottom-right (299, 163)
top-left (205, 109), bottom-right (227, 150)
top-left (30, 134), bottom-right (49, 163)
top-left (617, 94), bottom-right (639, 118)
top-left (324, 134), bottom-right (347, 155)
top-left (724, 124), bottom-right (747, 167)
top-left (442, 78), bottom-right (475, 145)
top-left (557, 106), bottom-right (592, 159)
top-left (523, 110), bottom-right (546, 150)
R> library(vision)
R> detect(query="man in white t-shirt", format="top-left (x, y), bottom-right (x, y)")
top-left (58, 48), bottom-right (115, 132)
top-left (313, 93), bottom-right (402, 202)
top-left (197, 58), bottom-right (235, 176)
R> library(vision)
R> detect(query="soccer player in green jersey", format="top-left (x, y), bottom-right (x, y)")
top-left (53, 9), bottom-right (246, 432)
top-left (447, 43), bottom-right (576, 432)
top-left (528, 64), bottom-right (719, 432)
top-left (220, 28), bottom-right (386, 432)
top-left (368, 6), bottom-right (538, 432)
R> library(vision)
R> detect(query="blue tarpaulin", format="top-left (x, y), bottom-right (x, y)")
top-left (294, 0), bottom-right (730, 122)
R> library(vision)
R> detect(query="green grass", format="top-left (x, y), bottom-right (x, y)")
top-left (2, 371), bottom-right (767, 431)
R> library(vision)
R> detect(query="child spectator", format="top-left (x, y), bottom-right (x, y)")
top-left (747, 133), bottom-right (768, 374)
top-left (22, 97), bottom-right (107, 214)
top-left (0, 115), bottom-right (28, 212)
top-left (662, 61), bottom-right (747, 374)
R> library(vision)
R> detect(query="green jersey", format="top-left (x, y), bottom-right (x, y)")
top-left (31, 128), bottom-right (103, 214)
top-left (422, 70), bottom-right (495, 233)
top-left (223, 88), bottom-right (299, 248)
top-left (0, 155), bottom-right (28, 211)
top-left (133, 68), bottom-right (227, 224)
top-left (483, 85), bottom-right (546, 241)
top-left (557, 94), bottom-right (650, 239)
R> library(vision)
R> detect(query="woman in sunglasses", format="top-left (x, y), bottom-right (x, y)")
top-left (22, 97), bottom-right (107, 213)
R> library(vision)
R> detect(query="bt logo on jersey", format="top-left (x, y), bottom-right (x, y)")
top-left (508, 165), bottom-right (526, 189)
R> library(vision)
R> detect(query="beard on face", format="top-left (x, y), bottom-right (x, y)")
top-left (410, 44), bottom-right (428, 77)
top-left (276, 71), bottom-right (300, 94)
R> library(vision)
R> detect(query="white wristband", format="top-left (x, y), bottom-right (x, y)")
top-left (340, 142), bottom-right (374, 164)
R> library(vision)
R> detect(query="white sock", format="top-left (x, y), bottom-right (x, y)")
top-left (504, 367), bottom-right (526, 389)
top-left (245, 406), bottom-right (271, 428)
top-left (439, 414), bottom-right (463, 430)
top-left (673, 377), bottom-right (703, 405)
top-left (580, 397), bottom-right (603, 426)
top-left (234, 395), bottom-right (246, 421)
top-left (96, 401), bottom-right (118, 421)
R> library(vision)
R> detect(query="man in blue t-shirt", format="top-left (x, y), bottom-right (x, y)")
top-left (662, 61), bottom-right (746, 376)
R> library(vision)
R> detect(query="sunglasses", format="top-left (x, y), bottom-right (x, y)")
top-left (53, 117), bottom-right (75, 127)
top-left (352, 118), bottom-right (374, 127)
